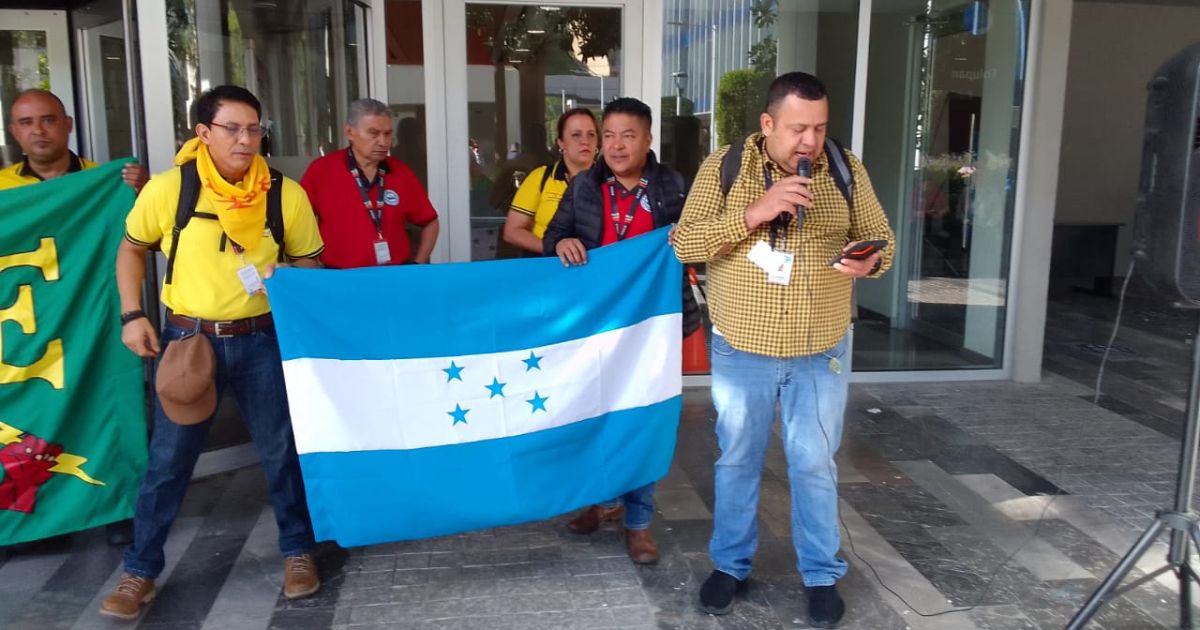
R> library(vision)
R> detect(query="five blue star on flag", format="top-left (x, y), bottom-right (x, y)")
top-left (445, 352), bottom-right (550, 426)
top-left (522, 351), bottom-right (543, 372)
top-left (527, 391), bottom-right (549, 413)
top-left (443, 361), bottom-right (465, 382)
top-left (448, 404), bottom-right (469, 425)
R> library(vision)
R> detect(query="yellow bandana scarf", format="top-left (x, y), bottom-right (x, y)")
top-left (174, 137), bottom-right (272, 251)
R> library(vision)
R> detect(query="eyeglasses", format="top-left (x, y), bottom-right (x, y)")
top-left (207, 121), bottom-right (267, 139)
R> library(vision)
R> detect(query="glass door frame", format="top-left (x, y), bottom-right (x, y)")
top-left (850, 0), bottom-right (1042, 383)
top-left (418, 0), bottom-right (656, 264)
top-left (76, 19), bottom-right (128, 163)
top-left (0, 9), bottom-right (79, 157)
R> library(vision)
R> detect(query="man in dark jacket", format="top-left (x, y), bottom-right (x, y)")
top-left (543, 97), bottom-right (698, 566)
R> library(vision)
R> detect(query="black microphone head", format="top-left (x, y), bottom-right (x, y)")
top-left (798, 157), bottom-right (812, 178)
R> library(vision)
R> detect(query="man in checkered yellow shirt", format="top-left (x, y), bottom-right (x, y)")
top-left (673, 72), bottom-right (895, 628)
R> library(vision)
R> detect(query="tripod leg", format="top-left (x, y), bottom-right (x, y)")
top-left (1183, 562), bottom-right (1194, 629)
top-left (1066, 519), bottom-right (1167, 630)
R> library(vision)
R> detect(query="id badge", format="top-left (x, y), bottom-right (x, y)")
top-left (747, 240), bottom-right (772, 268)
top-left (373, 239), bottom-right (392, 265)
top-left (236, 264), bottom-right (264, 295)
top-left (766, 251), bottom-right (794, 285)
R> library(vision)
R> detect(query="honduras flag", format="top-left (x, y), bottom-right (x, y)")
top-left (266, 228), bottom-right (682, 547)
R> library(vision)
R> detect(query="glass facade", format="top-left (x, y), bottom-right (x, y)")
top-left (660, 0), bottom-right (1029, 373)
top-left (2, 0), bottom-right (1035, 379)
top-left (166, 0), bottom-right (370, 180)
top-left (660, 0), bottom-right (858, 184)
top-left (459, 3), bottom-right (625, 261)
top-left (855, 0), bottom-right (1029, 371)
top-left (95, 34), bottom-right (133, 160)
top-left (0, 30), bottom-right (50, 167)
top-left (383, 0), bottom-right (429, 255)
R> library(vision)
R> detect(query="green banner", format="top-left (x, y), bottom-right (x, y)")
top-left (0, 159), bottom-right (147, 545)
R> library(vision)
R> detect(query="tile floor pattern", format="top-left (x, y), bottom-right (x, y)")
top-left (2, 289), bottom-right (1197, 629)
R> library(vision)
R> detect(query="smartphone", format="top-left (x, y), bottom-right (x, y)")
top-left (829, 240), bottom-right (888, 266)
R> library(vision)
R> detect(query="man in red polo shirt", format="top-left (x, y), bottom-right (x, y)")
top-left (300, 98), bottom-right (439, 268)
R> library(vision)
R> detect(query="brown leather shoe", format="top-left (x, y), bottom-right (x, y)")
top-left (99, 574), bottom-right (155, 620)
top-left (283, 553), bottom-right (321, 599)
top-left (625, 528), bottom-right (659, 565)
top-left (566, 504), bottom-right (624, 534)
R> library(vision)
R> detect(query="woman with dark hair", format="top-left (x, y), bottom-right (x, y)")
top-left (502, 108), bottom-right (598, 254)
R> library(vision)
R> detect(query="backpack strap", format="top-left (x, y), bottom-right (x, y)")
top-left (719, 136), bottom-right (855, 209)
top-left (538, 161), bottom-right (559, 194)
top-left (266, 167), bottom-right (285, 262)
top-left (166, 163), bottom-right (288, 285)
top-left (165, 162), bottom-right (201, 285)
top-left (719, 140), bottom-right (745, 197)
top-left (824, 137), bottom-right (854, 210)
top-left (822, 138), bottom-right (860, 323)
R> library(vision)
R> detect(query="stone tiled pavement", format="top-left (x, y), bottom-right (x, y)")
top-left (2, 289), bottom-right (1197, 629)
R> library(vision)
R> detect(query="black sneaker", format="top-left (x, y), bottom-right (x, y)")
top-left (807, 584), bottom-right (845, 628)
top-left (699, 570), bottom-right (745, 615)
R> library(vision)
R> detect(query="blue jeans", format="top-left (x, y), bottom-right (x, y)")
top-left (708, 330), bottom-right (850, 587)
top-left (123, 322), bottom-right (315, 579)
top-left (597, 482), bottom-right (656, 530)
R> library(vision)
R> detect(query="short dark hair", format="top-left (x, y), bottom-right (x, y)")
top-left (194, 85), bottom-right (262, 127)
top-left (557, 107), bottom-right (598, 139)
top-left (602, 97), bottom-right (652, 129)
top-left (765, 72), bottom-right (828, 113)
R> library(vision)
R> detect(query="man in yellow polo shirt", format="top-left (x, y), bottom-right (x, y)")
top-left (0, 89), bottom-right (148, 549)
top-left (0, 88), bottom-right (148, 192)
top-left (101, 85), bottom-right (324, 621)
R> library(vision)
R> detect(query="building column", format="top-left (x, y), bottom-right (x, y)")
top-left (1009, 0), bottom-right (1073, 382)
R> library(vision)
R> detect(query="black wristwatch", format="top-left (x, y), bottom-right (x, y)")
top-left (121, 309), bottom-right (147, 325)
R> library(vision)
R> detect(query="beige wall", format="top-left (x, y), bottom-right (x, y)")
top-left (1056, 1), bottom-right (1200, 231)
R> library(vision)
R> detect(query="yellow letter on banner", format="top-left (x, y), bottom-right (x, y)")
top-left (0, 238), bottom-right (64, 389)
top-left (0, 238), bottom-right (60, 282)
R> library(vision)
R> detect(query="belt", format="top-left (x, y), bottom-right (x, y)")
top-left (167, 313), bottom-right (273, 337)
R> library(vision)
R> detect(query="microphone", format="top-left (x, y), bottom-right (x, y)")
top-left (774, 157), bottom-right (811, 234)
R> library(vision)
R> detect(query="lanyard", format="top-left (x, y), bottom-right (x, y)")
top-left (762, 166), bottom-right (799, 251)
top-left (347, 149), bottom-right (387, 234)
top-left (606, 176), bottom-right (648, 241)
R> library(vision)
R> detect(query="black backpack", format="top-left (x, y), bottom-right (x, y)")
top-left (720, 137), bottom-right (864, 321)
top-left (719, 137), bottom-right (855, 210)
top-left (164, 160), bottom-right (285, 285)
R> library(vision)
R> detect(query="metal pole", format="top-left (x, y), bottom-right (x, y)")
top-left (122, 0), bottom-right (159, 328)
top-left (1064, 519), bottom-right (1168, 630)
top-left (122, 0), bottom-right (147, 165)
top-left (1170, 316), bottom-right (1200, 563)
top-left (121, 0), bottom-right (159, 430)
top-left (709, 23), bottom-right (717, 152)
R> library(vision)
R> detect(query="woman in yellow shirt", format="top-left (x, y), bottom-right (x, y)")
top-left (503, 108), bottom-right (598, 254)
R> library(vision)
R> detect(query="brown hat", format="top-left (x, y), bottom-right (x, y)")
top-left (155, 333), bottom-right (217, 425)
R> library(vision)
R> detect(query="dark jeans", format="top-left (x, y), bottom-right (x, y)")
top-left (123, 322), bottom-right (315, 579)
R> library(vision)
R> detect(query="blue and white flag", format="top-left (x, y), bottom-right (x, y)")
top-left (267, 228), bottom-right (683, 547)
